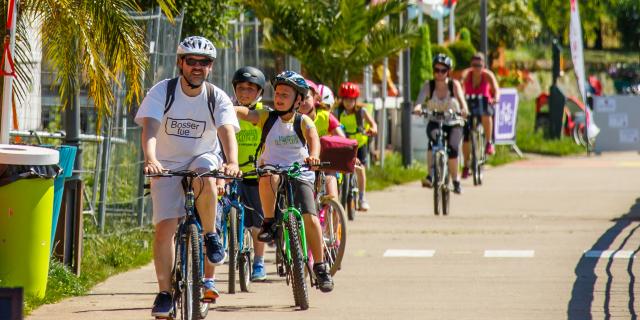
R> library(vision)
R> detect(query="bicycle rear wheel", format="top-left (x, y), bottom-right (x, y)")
top-left (321, 197), bottom-right (347, 276)
top-left (286, 211), bottom-right (309, 310)
top-left (183, 223), bottom-right (203, 320)
top-left (227, 208), bottom-right (238, 294)
top-left (474, 125), bottom-right (485, 186)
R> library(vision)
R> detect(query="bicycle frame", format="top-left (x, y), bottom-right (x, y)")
top-left (176, 177), bottom-right (205, 296)
top-left (220, 180), bottom-right (247, 255)
top-left (430, 116), bottom-right (449, 185)
top-left (279, 170), bottom-right (309, 264)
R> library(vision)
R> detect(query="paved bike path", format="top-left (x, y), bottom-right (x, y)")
top-left (28, 152), bottom-right (640, 319)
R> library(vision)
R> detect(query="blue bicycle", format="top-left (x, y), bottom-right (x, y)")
top-left (148, 169), bottom-right (235, 320)
top-left (219, 179), bottom-right (253, 294)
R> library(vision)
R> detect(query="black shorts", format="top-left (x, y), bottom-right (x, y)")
top-left (238, 179), bottom-right (264, 229)
top-left (357, 144), bottom-right (368, 166)
top-left (467, 97), bottom-right (494, 116)
top-left (290, 178), bottom-right (317, 216)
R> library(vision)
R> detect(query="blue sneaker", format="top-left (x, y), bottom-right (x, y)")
top-left (203, 279), bottom-right (219, 302)
top-left (251, 262), bottom-right (267, 282)
top-left (151, 291), bottom-right (173, 317)
top-left (204, 232), bottom-right (226, 265)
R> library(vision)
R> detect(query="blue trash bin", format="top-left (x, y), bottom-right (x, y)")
top-left (50, 145), bottom-right (77, 253)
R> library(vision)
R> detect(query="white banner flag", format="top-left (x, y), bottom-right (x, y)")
top-left (569, 0), bottom-right (599, 138)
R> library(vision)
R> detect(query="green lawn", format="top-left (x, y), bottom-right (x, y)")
top-left (515, 99), bottom-right (586, 156)
top-left (24, 228), bottom-right (154, 314)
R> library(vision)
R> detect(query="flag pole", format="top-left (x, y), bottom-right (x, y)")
top-left (1, 0), bottom-right (18, 144)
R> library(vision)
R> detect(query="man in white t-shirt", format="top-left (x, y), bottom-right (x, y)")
top-left (134, 36), bottom-right (240, 318)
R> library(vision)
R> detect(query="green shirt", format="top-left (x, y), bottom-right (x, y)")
top-left (339, 108), bottom-right (369, 147)
top-left (236, 102), bottom-right (264, 178)
top-left (314, 109), bottom-right (331, 137)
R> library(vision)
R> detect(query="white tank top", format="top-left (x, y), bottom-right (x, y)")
top-left (259, 117), bottom-right (315, 182)
top-left (426, 84), bottom-right (463, 126)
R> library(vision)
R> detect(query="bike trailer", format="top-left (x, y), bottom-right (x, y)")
top-left (320, 136), bottom-right (358, 173)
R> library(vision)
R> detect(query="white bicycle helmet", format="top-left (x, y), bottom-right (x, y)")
top-left (177, 36), bottom-right (217, 59)
top-left (316, 84), bottom-right (335, 107)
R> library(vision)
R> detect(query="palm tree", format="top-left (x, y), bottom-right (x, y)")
top-left (0, 0), bottom-right (176, 125)
top-left (243, 0), bottom-right (418, 92)
top-left (454, 0), bottom-right (540, 50)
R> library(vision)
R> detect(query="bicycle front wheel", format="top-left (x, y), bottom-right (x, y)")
top-left (321, 197), bottom-right (347, 276)
top-left (433, 151), bottom-right (445, 216)
top-left (238, 216), bottom-right (253, 292)
top-left (227, 208), bottom-right (238, 294)
top-left (182, 223), bottom-right (203, 320)
top-left (286, 211), bottom-right (309, 310)
top-left (343, 173), bottom-right (356, 221)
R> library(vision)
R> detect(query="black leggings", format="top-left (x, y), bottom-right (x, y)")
top-left (426, 122), bottom-right (463, 158)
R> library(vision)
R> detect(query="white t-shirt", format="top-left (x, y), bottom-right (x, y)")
top-left (135, 77), bottom-right (240, 170)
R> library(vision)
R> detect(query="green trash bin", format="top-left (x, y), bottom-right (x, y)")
top-left (0, 144), bottom-right (59, 298)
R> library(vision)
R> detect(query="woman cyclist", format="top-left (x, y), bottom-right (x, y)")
top-left (461, 52), bottom-right (500, 179)
top-left (413, 54), bottom-right (469, 194)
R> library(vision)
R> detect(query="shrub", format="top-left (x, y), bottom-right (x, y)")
top-left (448, 40), bottom-right (476, 71)
top-left (411, 25), bottom-right (433, 101)
top-left (459, 27), bottom-right (471, 43)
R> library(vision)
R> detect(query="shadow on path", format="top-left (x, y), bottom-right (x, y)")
top-left (568, 198), bottom-right (640, 319)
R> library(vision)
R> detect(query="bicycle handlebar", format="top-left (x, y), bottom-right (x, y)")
top-left (146, 169), bottom-right (241, 181)
top-left (244, 162), bottom-right (331, 177)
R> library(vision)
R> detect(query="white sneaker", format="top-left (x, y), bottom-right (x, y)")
top-left (359, 199), bottom-right (370, 211)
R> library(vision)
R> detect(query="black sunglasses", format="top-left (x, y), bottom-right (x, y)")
top-left (434, 67), bottom-right (449, 74)
top-left (184, 57), bottom-right (213, 67)
top-left (472, 63), bottom-right (483, 68)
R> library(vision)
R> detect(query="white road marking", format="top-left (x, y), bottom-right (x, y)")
top-left (584, 250), bottom-right (635, 259)
top-left (383, 249), bottom-right (435, 258)
top-left (484, 250), bottom-right (535, 258)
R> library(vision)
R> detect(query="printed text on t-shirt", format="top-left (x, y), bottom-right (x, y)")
top-left (165, 117), bottom-right (206, 139)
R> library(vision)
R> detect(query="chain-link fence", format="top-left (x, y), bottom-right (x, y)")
top-left (16, 10), bottom-right (309, 233)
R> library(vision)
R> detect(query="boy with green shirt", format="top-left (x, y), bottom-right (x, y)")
top-left (232, 66), bottom-right (269, 281)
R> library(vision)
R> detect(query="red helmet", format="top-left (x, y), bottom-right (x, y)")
top-left (339, 82), bottom-right (360, 99)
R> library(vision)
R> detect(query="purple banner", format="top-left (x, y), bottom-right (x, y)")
top-left (493, 88), bottom-right (519, 144)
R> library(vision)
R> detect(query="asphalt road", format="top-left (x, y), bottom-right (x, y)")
top-left (28, 152), bottom-right (640, 320)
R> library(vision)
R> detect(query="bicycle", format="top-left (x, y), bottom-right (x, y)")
top-left (421, 110), bottom-right (460, 216)
top-left (312, 170), bottom-right (347, 276)
top-left (465, 94), bottom-right (487, 186)
top-left (147, 169), bottom-right (236, 320)
top-left (339, 172), bottom-right (359, 221)
top-left (248, 162), bottom-right (325, 310)
top-left (218, 179), bottom-right (253, 294)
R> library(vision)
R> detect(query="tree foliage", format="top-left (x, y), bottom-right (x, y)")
top-left (454, 0), bottom-right (540, 49)
top-left (175, 0), bottom-right (241, 47)
top-left (1, 0), bottom-right (175, 125)
top-left (242, 0), bottom-right (418, 92)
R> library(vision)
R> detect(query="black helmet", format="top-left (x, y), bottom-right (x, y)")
top-left (232, 66), bottom-right (266, 90)
top-left (432, 53), bottom-right (453, 70)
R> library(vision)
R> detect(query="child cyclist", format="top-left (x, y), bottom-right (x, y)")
top-left (298, 80), bottom-right (345, 200)
top-left (231, 66), bottom-right (269, 281)
top-left (235, 70), bottom-right (334, 292)
top-left (335, 82), bottom-right (377, 211)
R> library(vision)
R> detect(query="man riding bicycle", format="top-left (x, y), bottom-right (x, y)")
top-left (135, 36), bottom-right (240, 318)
